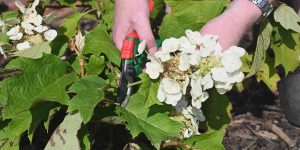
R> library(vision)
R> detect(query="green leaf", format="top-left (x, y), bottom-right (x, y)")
top-left (50, 35), bottom-right (69, 56)
top-left (101, 0), bottom-right (115, 31)
top-left (184, 129), bottom-right (226, 150)
top-left (83, 25), bottom-right (121, 66)
top-left (13, 42), bottom-right (52, 59)
top-left (159, 0), bottom-right (228, 38)
top-left (68, 75), bottom-right (107, 123)
top-left (0, 120), bottom-right (19, 150)
top-left (61, 12), bottom-right (84, 39)
top-left (1, 11), bottom-right (18, 20)
top-left (202, 90), bottom-right (231, 131)
top-left (247, 20), bottom-right (272, 78)
top-left (8, 102), bottom-right (60, 136)
top-left (0, 54), bottom-right (78, 118)
top-left (272, 23), bottom-right (300, 75)
top-left (272, 43), bottom-right (300, 75)
top-left (274, 4), bottom-right (300, 33)
top-left (86, 55), bottom-right (106, 75)
top-left (116, 94), bottom-right (182, 148)
top-left (0, 32), bottom-right (9, 44)
top-left (77, 126), bottom-right (91, 150)
top-left (45, 113), bottom-right (83, 150)
top-left (256, 62), bottom-right (280, 93)
top-left (138, 74), bottom-right (162, 107)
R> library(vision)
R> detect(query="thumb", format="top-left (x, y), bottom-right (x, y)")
top-left (133, 15), bottom-right (157, 55)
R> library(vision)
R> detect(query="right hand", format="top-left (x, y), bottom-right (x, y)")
top-left (113, 0), bottom-right (157, 55)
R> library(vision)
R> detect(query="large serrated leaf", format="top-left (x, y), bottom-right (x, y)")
top-left (116, 94), bottom-right (182, 148)
top-left (0, 54), bottom-right (78, 118)
top-left (13, 42), bottom-right (51, 59)
top-left (274, 4), bottom-right (300, 33)
top-left (45, 113), bottom-right (82, 150)
top-left (68, 75), bottom-right (107, 123)
top-left (83, 25), bottom-right (121, 66)
top-left (272, 43), bottom-right (300, 75)
top-left (8, 102), bottom-right (60, 136)
top-left (85, 55), bottom-right (106, 75)
top-left (138, 74), bottom-right (162, 107)
top-left (256, 62), bottom-right (280, 93)
top-left (0, 120), bottom-right (19, 150)
top-left (61, 12), bottom-right (84, 39)
top-left (184, 129), bottom-right (226, 150)
top-left (272, 26), bottom-right (300, 75)
top-left (160, 0), bottom-right (228, 39)
top-left (247, 21), bottom-right (272, 78)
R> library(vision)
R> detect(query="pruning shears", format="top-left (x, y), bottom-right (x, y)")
top-left (117, 0), bottom-right (155, 107)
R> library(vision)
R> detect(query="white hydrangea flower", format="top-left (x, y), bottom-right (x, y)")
top-left (157, 78), bottom-right (182, 106)
top-left (137, 40), bottom-right (146, 56)
top-left (183, 117), bottom-right (201, 138)
top-left (190, 72), bottom-right (209, 109)
top-left (162, 37), bottom-right (179, 53)
top-left (199, 35), bottom-right (222, 57)
top-left (221, 52), bottom-right (242, 73)
top-left (32, 15), bottom-right (43, 26)
top-left (181, 106), bottom-right (206, 122)
top-left (179, 53), bottom-right (190, 71)
top-left (16, 41), bottom-right (31, 51)
top-left (0, 18), bottom-right (4, 27)
top-left (183, 128), bottom-right (194, 138)
top-left (0, 46), bottom-right (6, 58)
top-left (189, 51), bottom-right (201, 66)
top-left (211, 67), bottom-right (228, 82)
top-left (185, 29), bottom-right (202, 45)
top-left (7, 25), bottom-right (23, 40)
top-left (179, 36), bottom-right (196, 54)
top-left (228, 70), bottom-right (245, 83)
top-left (145, 55), bottom-right (164, 79)
top-left (201, 73), bottom-right (214, 90)
top-left (182, 77), bottom-right (190, 95)
top-left (223, 46), bottom-right (245, 57)
top-left (155, 38), bottom-right (179, 62)
top-left (21, 21), bottom-right (35, 35)
top-left (9, 33), bottom-right (23, 41)
top-left (214, 81), bottom-right (233, 94)
top-left (7, 25), bottom-right (20, 35)
top-left (191, 91), bottom-right (209, 109)
top-left (175, 97), bottom-right (188, 112)
top-left (44, 29), bottom-right (57, 41)
top-left (178, 36), bottom-right (202, 66)
top-left (34, 25), bottom-right (48, 33)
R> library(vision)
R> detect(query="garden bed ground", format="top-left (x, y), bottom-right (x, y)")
top-left (224, 81), bottom-right (300, 150)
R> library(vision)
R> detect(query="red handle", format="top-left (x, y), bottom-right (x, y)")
top-left (121, 0), bottom-right (154, 59)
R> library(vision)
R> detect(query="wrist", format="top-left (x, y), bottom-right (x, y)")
top-left (223, 0), bottom-right (263, 27)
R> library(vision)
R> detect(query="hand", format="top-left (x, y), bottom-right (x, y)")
top-left (113, 0), bottom-right (157, 54)
top-left (199, 0), bottom-right (262, 50)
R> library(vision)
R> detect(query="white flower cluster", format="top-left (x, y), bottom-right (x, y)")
top-left (5, 0), bottom-right (57, 51)
top-left (143, 29), bottom-right (246, 138)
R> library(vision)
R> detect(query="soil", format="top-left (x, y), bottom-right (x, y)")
top-left (224, 81), bottom-right (300, 150)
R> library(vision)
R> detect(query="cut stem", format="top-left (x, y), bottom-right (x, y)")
top-left (127, 81), bottom-right (143, 88)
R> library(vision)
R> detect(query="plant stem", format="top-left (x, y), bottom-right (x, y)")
top-left (127, 80), bottom-right (143, 88)
top-left (79, 58), bottom-right (85, 77)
